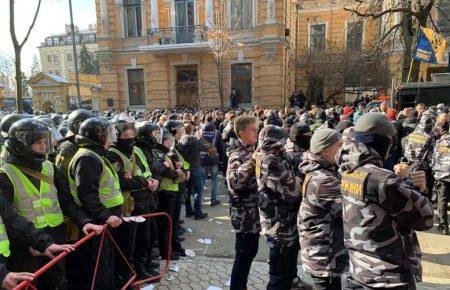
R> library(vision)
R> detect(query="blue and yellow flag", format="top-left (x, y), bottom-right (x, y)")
top-left (413, 27), bottom-right (447, 64)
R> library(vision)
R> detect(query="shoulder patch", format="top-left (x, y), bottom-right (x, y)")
top-left (255, 155), bottom-right (261, 179)
top-left (302, 173), bottom-right (312, 197)
top-left (341, 169), bottom-right (369, 200)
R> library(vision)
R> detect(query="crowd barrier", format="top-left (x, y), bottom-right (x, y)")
top-left (12, 212), bottom-right (172, 290)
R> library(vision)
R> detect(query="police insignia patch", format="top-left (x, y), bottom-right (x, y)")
top-left (341, 169), bottom-right (369, 200)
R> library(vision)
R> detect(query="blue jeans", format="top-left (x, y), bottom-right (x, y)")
top-left (186, 166), bottom-right (204, 214)
top-left (201, 165), bottom-right (218, 202)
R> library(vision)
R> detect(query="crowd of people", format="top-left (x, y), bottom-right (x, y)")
top-left (0, 98), bottom-right (446, 290)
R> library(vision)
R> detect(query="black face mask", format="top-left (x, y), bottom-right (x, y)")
top-left (117, 138), bottom-right (135, 154)
top-left (296, 135), bottom-right (311, 150)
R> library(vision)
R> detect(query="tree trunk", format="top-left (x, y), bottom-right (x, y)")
top-left (14, 49), bottom-right (23, 113)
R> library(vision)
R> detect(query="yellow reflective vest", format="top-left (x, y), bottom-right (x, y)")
top-left (0, 215), bottom-right (10, 257)
top-left (1, 161), bottom-right (64, 229)
top-left (68, 148), bottom-right (124, 209)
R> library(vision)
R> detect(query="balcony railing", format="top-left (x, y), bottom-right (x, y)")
top-left (147, 25), bottom-right (207, 45)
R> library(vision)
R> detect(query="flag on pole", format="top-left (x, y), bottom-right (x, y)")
top-left (413, 27), bottom-right (447, 64)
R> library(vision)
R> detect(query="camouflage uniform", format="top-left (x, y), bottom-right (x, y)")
top-left (431, 133), bottom-right (450, 231)
top-left (256, 125), bottom-right (301, 290)
top-left (338, 140), bottom-right (434, 289)
top-left (226, 138), bottom-right (260, 234)
top-left (403, 112), bottom-right (436, 196)
top-left (284, 138), bottom-right (304, 177)
top-left (226, 137), bottom-right (261, 290)
top-left (298, 151), bottom-right (348, 287)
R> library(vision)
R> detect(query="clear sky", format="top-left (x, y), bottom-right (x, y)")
top-left (0, 0), bottom-right (96, 76)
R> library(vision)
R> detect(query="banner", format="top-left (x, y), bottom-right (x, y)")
top-left (413, 27), bottom-right (447, 64)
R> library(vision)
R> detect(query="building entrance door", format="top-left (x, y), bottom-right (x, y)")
top-left (176, 65), bottom-right (198, 107)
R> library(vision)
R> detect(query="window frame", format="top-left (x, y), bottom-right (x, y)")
top-left (230, 0), bottom-right (254, 30)
top-left (127, 68), bottom-right (145, 106)
top-left (345, 20), bottom-right (364, 51)
top-left (124, 0), bottom-right (143, 38)
top-left (308, 23), bottom-right (327, 51)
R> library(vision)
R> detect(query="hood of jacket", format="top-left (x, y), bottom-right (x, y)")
top-left (336, 140), bottom-right (384, 172)
top-left (226, 137), bottom-right (255, 157)
top-left (298, 151), bottom-right (334, 175)
top-left (258, 125), bottom-right (288, 154)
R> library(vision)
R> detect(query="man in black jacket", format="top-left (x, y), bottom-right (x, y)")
top-left (177, 122), bottom-right (208, 219)
top-left (0, 119), bottom-right (101, 290)
top-left (0, 196), bottom-right (76, 290)
top-left (108, 115), bottom-right (160, 279)
top-left (68, 117), bottom-right (124, 289)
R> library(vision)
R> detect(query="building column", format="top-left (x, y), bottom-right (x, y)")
top-left (266, 0), bottom-right (276, 24)
top-left (100, 0), bottom-right (109, 36)
top-left (150, 0), bottom-right (159, 29)
top-left (205, 0), bottom-right (214, 28)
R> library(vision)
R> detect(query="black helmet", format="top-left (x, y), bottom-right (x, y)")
top-left (0, 114), bottom-right (32, 136)
top-left (136, 121), bottom-right (163, 146)
top-left (67, 109), bottom-right (95, 134)
top-left (6, 119), bottom-right (52, 163)
top-left (164, 120), bottom-right (183, 136)
top-left (51, 114), bottom-right (63, 126)
top-left (78, 117), bottom-right (117, 146)
top-left (111, 113), bottom-right (136, 137)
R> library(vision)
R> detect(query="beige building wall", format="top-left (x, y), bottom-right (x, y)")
top-left (39, 43), bottom-right (99, 81)
top-left (96, 0), bottom-right (289, 110)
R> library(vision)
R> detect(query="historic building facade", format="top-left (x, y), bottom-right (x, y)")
top-left (95, 0), bottom-right (289, 110)
top-left (39, 25), bottom-right (98, 80)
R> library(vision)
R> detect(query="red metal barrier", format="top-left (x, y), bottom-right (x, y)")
top-left (12, 212), bottom-right (173, 290)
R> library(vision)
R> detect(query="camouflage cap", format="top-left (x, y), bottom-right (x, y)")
top-left (354, 113), bottom-right (395, 138)
top-left (310, 128), bottom-right (342, 154)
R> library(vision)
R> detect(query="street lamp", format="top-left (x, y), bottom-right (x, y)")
top-left (295, 1), bottom-right (302, 93)
top-left (68, 0), bottom-right (81, 108)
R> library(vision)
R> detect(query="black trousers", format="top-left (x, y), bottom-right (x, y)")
top-left (131, 203), bottom-right (151, 272)
top-left (172, 189), bottom-right (183, 251)
top-left (157, 191), bottom-right (176, 256)
top-left (8, 225), bottom-right (67, 290)
top-left (230, 232), bottom-right (259, 290)
top-left (71, 230), bottom-right (115, 290)
top-left (437, 181), bottom-right (449, 227)
top-left (341, 272), bottom-right (416, 290)
top-left (310, 275), bottom-right (341, 290)
top-left (146, 194), bottom-right (158, 267)
top-left (267, 242), bottom-right (300, 290)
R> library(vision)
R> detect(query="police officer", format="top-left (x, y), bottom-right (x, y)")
top-left (0, 119), bottom-right (101, 290)
top-left (56, 109), bottom-right (95, 177)
top-left (135, 122), bottom-right (166, 272)
top-left (152, 129), bottom-right (185, 260)
top-left (226, 115), bottom-right (260, 290)
top-left (338, 113), bottom-right (434, 290)
top-left (108, 114), bottom-right (160, 279)
top-left (255, 125), bottom-right (303, 290)
top-left (298, 128), bottom-right (348, 290)
top-left (0, 195), bottom-right (78, 290)
top-left (68, 117), bottom-right (124, 289)
top-left (431, 126), bottom-right (450, 235)
top-left (0, 114), bottom-right (32, 166)
top-left (165, 120), bottom-right (190, 256)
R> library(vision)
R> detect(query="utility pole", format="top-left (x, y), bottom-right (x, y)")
top-left (295, 2), bottom-right (302, 92)
top-left (69, 0), bottom-right (81, 108)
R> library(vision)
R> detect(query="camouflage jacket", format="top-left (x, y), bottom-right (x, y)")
top-left (226, 138), bottom-right (260, 234)
top-left (337, 140), bottom-right (434, 288)
top-left (284, 139), bottom-right (304, 177)
top-left (431, 134), bottom-right (450, 182)
top-left (298, 152), bottom-right (348, 278)
top-left (256, 126), bottom-right (301, 248)
top-left (403, 131), bottom-right (435, 166)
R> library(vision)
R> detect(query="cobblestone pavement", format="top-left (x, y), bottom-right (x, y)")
top-left (140, 176), bottom-right (450, 290)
